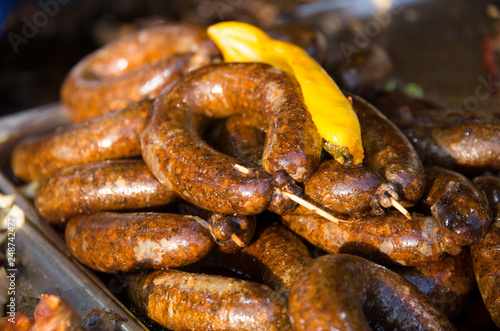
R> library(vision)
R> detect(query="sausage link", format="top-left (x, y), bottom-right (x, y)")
top-left (281, 210), bottom-right (462, 266)
top-left (206, 222), bottom-right (313, 299)
top-left (35, 159), bottom-right (177, 225)
top-left (473, 175), bottom-right (500, 220)
top-left (11, 99), bottom-right (151, 183)
top-left (66, 212), bottom-right (213, 273)
top-left (288, 254), bottom-right (455, 330)
top-left (141, 63), bottom-right (322, 214)
top-left (347, 92), bottom-right (426, 207)
top-left (61, 24), bottom-right (219, 122)
top-left (419, 165), bottom-right (492, 246)
top-left (406, 122), bottom-right (500, 173)
top-left (126, 269), bottom-right (291, 331)
top-left (390, 248), bottom-right (476, 319)
top-left (471, 221), bottom-right (500, 328)
top-left (207, 212), bottom-right (256, 253)
top-left (294, 159), bottom-right (399, 217)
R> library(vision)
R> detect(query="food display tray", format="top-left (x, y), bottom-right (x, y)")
top-left (0, 103), bottom-right (149, 330)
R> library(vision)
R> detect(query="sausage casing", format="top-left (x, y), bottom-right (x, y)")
top-left (126, 269), bottom-right (291, 331)
top-left (66, 212), bottom-right (214, 273)
top-left (35, 159), bottom-right (177, 224)
top-left (281, 210), bottom-right (462, 266)
top-left (288, 254), bottom-right (455, 330)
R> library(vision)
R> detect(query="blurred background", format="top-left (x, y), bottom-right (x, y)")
top-left (0, 0), bottom-right (499, 117)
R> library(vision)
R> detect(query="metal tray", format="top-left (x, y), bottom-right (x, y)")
top-left (0, 103), bottom-right (148, 330)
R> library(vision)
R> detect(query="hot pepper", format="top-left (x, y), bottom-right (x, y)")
top-left (207, 21), bottom-right (364, 165)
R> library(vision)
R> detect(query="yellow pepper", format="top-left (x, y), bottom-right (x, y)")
top-left (207, 21), bottom-right (364, 165)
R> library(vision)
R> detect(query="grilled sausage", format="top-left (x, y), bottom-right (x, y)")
top-left (207, 212), bottom-right (256, 254)
top-left (35, 159), bottom-right (177, 225)
top-left (206, 222), bottom-right (313, 298)
top-left (347, 92), bottom-right (426, 207)
top-left (406, 122), bottom-right (500, 173)
top-left (295, 159), bottom-right (399, 217)
top-left (288, 254), bottom-right (455, 330)
top-left (390, 249), bottom-right (476, 319)
top-left (281, 211), bottom-right (462, 266)
top-left (11, 99), bottom-right (151, 183)
top-left (141, 63), bottom-right (322, 215)
top-left (66, 212), bottom-right (214, 273)
top-left (471, 221), bottom-right (500, 328)
top-left (473, 175), bottom-right (500, 220)
top-left (61, 24), bottom-right (219, 122)
top-left (419, 165), bottom-right (492, 246)
top-left (126, 269), bottom-right (291, 330)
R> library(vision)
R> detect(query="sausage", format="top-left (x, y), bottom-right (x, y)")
top-left (295, 159), bottom-right (399, 217)
top-left (207, 212), bottom-right (257, 254)
top-left (419, 165), bottom-right (492, 246)
top-left (61, 24), bottom-right (219, 122)
top-left (389, 248), bottom-right (476, 319)
top-left (10, 99), bottom-right (151, 183)
top-left (281, 210), bottom-right (462, 266)
top-left (471, 221), bottom-right (500, 328)
top-left (65, 212), bottom-right (214, 273)
top-left (206, 222), bottom-right (313, 298)
top-left (347, 92), bottom-right (426, 207)
top-left (141, 63), bottom-right (322, 215)
top-left (215, 114), bottom-right (265, 168)
top-left (288, 254), bottom-right (455, 330)
top-left (126, 269), bottom-right (291, 331)
top-left (35, 159), bottom-right (177, 225)
top-left (406, 122), bottom-right (500, 173)
top-left (472, 175), bottom-right (500, 220)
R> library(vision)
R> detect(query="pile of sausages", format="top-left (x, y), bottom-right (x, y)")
top-left (9, 23), bottom-right (500, 330)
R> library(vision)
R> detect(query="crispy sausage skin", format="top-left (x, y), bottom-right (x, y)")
top-left (207, 222), bottom-right (313, 299)
top-left (347, 92), bottom-right (426, 207)
top-left (390, 249), bottom-right (476, 319)
top-left (471, 221), bottom-right (500, 328)
top-left (406, 122), bottom-right (500, 173)
top-left (295, 159), bottom-right (399, 217)
top-left (61, 24), bottom-right (219, 122)
top-left (207, 212), bottom-right (256, 253)
top-left (126, 269), bottom-right (291, 331)
top-left (35, 159), bottom-right (177, 225)
top-left (419, 165), bottom-right (492, 246)
top-left (11, 99), bottom-right (151, 183)
top-left (141, 63), bottom-right (322, 215)
top-left (281, 211), bottom-right (462, 266)
top-left (288, 254), bottom-right (455, 330)
top-left (66, 212), bottom-right (214, 273)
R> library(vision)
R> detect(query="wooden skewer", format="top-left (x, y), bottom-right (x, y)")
top-left (233, 163), bottom-right (351, 225)
top-left (231, 233), bottom-right (245, 247)
top-left (390, 197), bottom-right (412, 220)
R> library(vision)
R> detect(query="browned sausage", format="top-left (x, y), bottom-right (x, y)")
top-left (141, 63), bottom-right (322, 215)
top-left (206, 222), bottom-right (313, 298)
top-left (406, 122), bottom-right (500, 173)
top-left (347, 92), bottom-right (426, 207)
top-left (419, 165), bottom-right (492, 246)
top-left (126, 269), bottom-right (291, 330)
top-left (215, 114), bottom-right (265, 168)
top-left (288, 254), bottom-right (455, 330)
top-left (281, 210), bottom-right (462, 266)
top-left (65, 211), bottom-right (213, 273)
top-left (61, 24), bottom-right (219, 122)
top-left (473, 175), bottom-right (500, 220)
top-left (35, 159), bottom-right (177, 225)
top-left (471, 221), bottom-right (500, 328)
top-left (10, 99), bottom-right (151, 183)
top-left (389, 248), bottom-right (476, 319)
top-left (207, 212), bottom-right (257, 254)
top-left (295, 159), bottom-right (399, 217)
